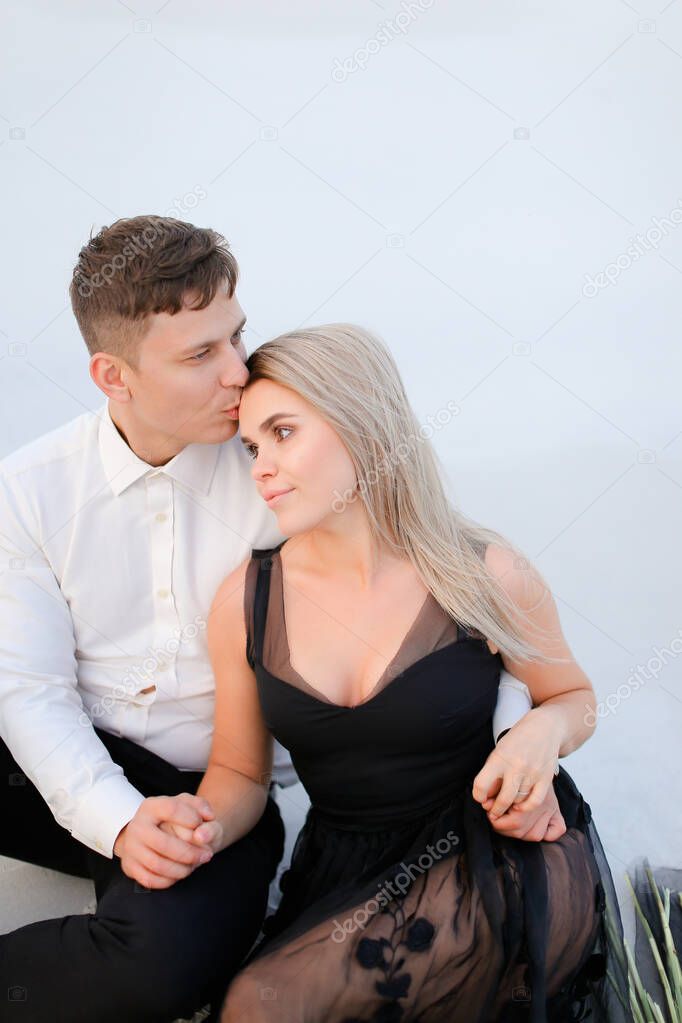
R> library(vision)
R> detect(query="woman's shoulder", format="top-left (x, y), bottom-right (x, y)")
top-left (211, 541), bottom-right (286, 607)
top-left (209, 543), bottom-right (287, 642)
top-left (212, 555), bottom-right (250, 603)
top-left (482, 542), bottom-right (549, 613)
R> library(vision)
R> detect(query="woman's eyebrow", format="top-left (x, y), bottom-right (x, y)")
top-left (240, 413), bottom-right (299, 445)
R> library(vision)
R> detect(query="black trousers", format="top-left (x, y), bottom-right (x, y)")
top-left (0, 727), bottom-right (285, 1023)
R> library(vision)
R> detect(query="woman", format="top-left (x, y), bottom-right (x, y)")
top-left (183, 325), bottom-right (632, 1021)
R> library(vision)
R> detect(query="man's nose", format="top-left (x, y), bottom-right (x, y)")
top-left (219, 347), bottom-right (249, 388)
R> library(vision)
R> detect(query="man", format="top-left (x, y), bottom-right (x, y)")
top-left (0, 216), bottom-right (544, 1022)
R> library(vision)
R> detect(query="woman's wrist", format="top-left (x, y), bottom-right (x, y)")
top-left (526, 702), bottom-right (569, 762)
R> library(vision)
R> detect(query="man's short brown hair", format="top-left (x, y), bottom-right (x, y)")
top-left (69, 215), bottom-right (239, 367)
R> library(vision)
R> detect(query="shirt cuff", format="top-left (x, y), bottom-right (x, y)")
top-left (493, 675), bottom-right (533, 744)
top-left (70, 775), bottom-right (146, 858)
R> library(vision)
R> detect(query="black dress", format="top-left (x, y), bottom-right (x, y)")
top-left (221, 542), bottom-right (633, 1023)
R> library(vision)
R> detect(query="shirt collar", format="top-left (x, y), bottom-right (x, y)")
top-left (98, 401), bottom-right (221, 497)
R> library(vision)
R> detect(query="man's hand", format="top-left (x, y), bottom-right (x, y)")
top-left (483, 782), bottom-right (567, 842)
top-left (113, 793), bottom-right (216, 890)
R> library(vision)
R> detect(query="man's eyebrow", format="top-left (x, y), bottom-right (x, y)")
top-left (240, 413), bottom-right (300, 445)
top-left (181, 316), bottom-right (247, 354)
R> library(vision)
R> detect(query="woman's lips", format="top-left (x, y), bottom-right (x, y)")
top-left (265, 489), bottom-right (294, 506)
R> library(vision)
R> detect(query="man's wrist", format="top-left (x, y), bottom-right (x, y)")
top-left (113, 822), bottom-right (130, 858)
top-left (70, 777), bottom-right (145, 858)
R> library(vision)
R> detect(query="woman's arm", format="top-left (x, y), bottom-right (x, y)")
top-left (485, 542), bottom-right (597, 755)
top-left (472, 543), bottom-right (597, 820)
top-left (189, 558), bottom-right (274, 855)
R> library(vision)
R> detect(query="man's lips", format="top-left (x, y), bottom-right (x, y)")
top-left (222, 405), bottom-right (240, 420)
top-left (263, 488), bottom-right (294, 506)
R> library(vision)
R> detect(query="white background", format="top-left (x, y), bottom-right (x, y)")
top-left (1, 0), bottom-right (680, 935)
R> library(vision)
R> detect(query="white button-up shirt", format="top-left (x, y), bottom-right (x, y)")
top-left (0, 401), bottom-right (529, 859)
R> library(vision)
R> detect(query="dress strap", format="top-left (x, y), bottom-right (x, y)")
top-left (248, 543), bottom-right (285, 668)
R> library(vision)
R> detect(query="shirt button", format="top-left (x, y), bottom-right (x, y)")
top-left (155, 512), bottom-right (167, 523)
top-left (157, 588), bottom-right (170, 599)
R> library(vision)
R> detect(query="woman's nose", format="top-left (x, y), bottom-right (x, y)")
top-left (252, 455), bottom-right (275, 482)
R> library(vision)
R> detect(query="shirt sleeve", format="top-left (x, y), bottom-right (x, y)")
top-left (493, 669), bottom-right (533, 744)
top-left (272, 739), bottom-right (300, 788)
top-left (0, 474), bottom-right (145, 858)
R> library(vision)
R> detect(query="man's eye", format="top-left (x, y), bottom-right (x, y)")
top-left (191, 349), bottom-right (210, 361)
top-left (232, 327), bottom-right (246, 346)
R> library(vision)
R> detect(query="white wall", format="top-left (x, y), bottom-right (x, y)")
top-left (1, 0), bottom-right (680, 940)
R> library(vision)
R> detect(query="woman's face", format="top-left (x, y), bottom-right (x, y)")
top-left (238, 378), bottom-right (357, 535)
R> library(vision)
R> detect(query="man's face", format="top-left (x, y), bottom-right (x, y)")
top-left (123, 285), bottom-right (249, 449)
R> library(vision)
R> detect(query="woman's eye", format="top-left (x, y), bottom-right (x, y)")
top-left (244, 444), bottom-right (258, 460)
top-left (274, 426), bottom-right (293, 442)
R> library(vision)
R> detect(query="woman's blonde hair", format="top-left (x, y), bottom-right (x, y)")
top-left (246, 323), bottom-right (568, 665)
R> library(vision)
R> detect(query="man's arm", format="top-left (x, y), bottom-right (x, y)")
top-left (493, 669), bottom-right (532, 743)
top-left (0, 473), bottom-right (145, 858)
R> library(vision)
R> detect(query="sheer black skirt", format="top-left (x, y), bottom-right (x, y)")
top-left (220, 768), bottom-right (633, 1023)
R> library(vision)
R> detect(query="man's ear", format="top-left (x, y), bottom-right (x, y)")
top-left (90, 352), bottom-right (132, 402)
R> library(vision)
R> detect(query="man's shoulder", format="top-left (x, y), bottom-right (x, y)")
top-left (0, 405), bottom-right (103, 483)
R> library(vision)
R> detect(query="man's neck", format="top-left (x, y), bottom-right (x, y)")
top-left (108, 401), bottom-right (185, 467)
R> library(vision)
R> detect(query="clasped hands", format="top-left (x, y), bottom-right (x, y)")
top-left (472, 710), bottom-right (566, 842)
top-left (113, 793), bottom-right (223, 890)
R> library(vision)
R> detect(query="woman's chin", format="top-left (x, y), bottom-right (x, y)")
top-left (269, 507), bottom-right (322, 537)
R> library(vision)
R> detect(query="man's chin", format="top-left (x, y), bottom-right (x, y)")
top-left (186, 417), bottom-right (239, 446)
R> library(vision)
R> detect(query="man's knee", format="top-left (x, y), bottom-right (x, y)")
top-left (82, 911), bottom-right (210, 1019)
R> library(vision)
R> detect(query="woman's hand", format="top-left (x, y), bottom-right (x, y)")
top-left (159, 816), bottom-right (225, 856)
top-left (484, 782), bottom-right (567, 841)
top-left (471, 706), bottom-right (563, 820)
